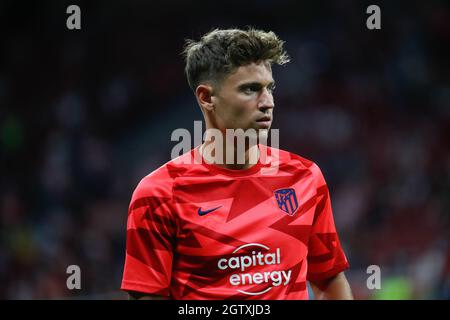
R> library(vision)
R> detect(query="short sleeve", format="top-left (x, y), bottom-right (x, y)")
top-left (120, 178), bottom-right (177, 296)
top-left (306, 164), bottom-right (349, 283)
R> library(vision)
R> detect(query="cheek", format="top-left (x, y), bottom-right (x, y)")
top-left (216, 96), bottom-right (256, 127)
top-left (230, 97), bottom-right (256, 116)
top-left (229, 103), bottom-right (255, 126)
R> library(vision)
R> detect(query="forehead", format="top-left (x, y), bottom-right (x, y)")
top-left (223, 61), bottom-right (274, 86)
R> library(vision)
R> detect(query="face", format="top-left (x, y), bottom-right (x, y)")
top-left (210, 61), bottom-right (275, 133)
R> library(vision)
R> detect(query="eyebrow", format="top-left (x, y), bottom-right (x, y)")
top-left (237, 81), bottom-right (276, 90)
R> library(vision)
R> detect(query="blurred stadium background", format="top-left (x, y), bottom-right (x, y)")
top-left (0, 0), bottom-right (449, 299)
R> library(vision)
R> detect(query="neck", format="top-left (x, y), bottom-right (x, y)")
top-left (199, 139), bottom-right (260, 170)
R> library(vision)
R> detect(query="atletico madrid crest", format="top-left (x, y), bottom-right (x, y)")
top-left (274, 188), bottom-right (299, 216)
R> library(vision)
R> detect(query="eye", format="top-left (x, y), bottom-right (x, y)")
top-left (267, 84), bottom-right (276, 93)
top-left (240, 84), bottom-right (261, 95)
top-left (243, 87), bottom-right (258, 94)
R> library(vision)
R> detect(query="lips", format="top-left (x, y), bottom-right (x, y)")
top-left (255, 115), bottom-right (272, 129)
top-left (256, 115), bottom-right (272, 122)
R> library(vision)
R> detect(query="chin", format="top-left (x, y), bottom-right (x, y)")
top-left (257, 128), bottom-right (269, 140)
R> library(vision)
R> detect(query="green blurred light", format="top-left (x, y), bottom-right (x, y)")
top-left (1, 115), bottom-right (24, 152)
top-left (372, 276), bottom-right (413, 300)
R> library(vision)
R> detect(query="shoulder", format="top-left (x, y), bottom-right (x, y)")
top-left (264, 145), bottom-right (326, 185)
top-left (130, 149), bottom-right (199, 203)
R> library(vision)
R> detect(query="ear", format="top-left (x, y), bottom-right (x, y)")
top-left (195, 84), bottom-right (215, 112)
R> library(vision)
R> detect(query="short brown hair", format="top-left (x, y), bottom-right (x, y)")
top-left (182, 28), bottom-right (290, 91)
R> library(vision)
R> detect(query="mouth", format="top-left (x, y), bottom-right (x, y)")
top-left (255, 116), bottom-right (272, 128)
top-left (256, 116), bottom-right (272, 122)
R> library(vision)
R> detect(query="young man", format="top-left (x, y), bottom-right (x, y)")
top-left (121, 28), bottom-right (353, 300)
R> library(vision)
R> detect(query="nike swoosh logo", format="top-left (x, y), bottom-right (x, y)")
top-left (198, 206), bottom-right (222, 216)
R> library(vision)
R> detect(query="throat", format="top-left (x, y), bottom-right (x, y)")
top-left (199, 142), bottom-right (260, 170)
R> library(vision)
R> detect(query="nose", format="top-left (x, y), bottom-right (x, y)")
top-left (258, 87), bottom-right (274, 111)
